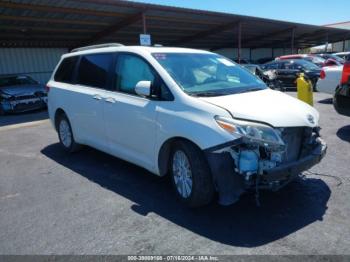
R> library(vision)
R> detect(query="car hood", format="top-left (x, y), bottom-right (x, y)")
top-left (305, 69), bottom-right (321, 75)
top-left (200, 89), bottom-right (319, 127)
top-left (0, 84), bottom-right (45, 96)
top-left (323, 65), bottom-right (343, 72)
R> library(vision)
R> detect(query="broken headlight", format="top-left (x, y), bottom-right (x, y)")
top-left (215, 116), bottom-right (285, 147)
top-left (1, 93), bottom-right (12, 99)
top-left (0, 93), bottom-right (14, 101)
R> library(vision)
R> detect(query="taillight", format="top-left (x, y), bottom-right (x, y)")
top-left (320, 70), bottom-right (326, 79)
top-left (45, 85), bottom-right (50, 93)
top-left (341, 61), bottom-right (350, 85)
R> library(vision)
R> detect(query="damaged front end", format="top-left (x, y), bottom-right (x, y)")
top-left (0, 91), bottom-right (47, 114)
top-left (206, 117), bottom-right (327, 206)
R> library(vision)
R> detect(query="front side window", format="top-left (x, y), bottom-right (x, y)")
top-left (281, 61), bottom-right (299, 70)
top-left (115, 54), bottom-right (155, 95)
top-left (263, 62), bottom-right (279, 70)
top-left (77, 54), bottom-right (113, 89)
top-left (295, 60), bottom-right (320, 70)
top-left (152, 53), bottom-right (266, 97)
top-left (54, 56), bottom-right (78, 83)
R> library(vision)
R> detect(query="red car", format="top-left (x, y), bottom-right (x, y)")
top-left (333, 57), bottom-right (350, 116)
top-left (276, 54), bottom-right (326, 67)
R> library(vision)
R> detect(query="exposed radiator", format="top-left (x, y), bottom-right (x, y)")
top-left (281, 127), bottom-right (305, 163)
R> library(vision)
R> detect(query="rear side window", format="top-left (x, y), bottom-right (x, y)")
top-left (54, 56), bottom-right (78, 83)
top-left (76, 53), bottom-right (113, 89)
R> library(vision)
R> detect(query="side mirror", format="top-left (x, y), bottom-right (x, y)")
top-left (135, 81), bottom-right (151, 97)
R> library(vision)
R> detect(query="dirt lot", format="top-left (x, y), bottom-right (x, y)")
top-left (0, 92), bottom-right (349, 255)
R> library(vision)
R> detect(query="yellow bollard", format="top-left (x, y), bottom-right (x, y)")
top-left (296, 73), bottom-right (313, 106)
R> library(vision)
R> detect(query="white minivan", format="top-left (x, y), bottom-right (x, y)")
top-left (47, 44), bottom-right (327, 207)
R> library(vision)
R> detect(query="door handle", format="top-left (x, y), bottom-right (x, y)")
top-left (93, 94), bottom-right (103, 100)
top-left (105, 97), bottom-right (116, 103)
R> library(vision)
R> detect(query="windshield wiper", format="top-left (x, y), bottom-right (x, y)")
top-left (190, 91), bottom-right (231, 97)
top-left (235, 88), bottom-right (263, 94)
top-left (189, 87), bottom-right (263, 97)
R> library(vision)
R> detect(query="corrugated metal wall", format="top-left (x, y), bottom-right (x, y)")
top-left (0, 48), bottom-right (67, 84)
top-left (215, 48), bottom-right (292, 61)
top-left (332, 40), bottom-right (350, 52)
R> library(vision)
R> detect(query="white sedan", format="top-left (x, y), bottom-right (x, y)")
top-left (316, 65), bottom-right (343, 94)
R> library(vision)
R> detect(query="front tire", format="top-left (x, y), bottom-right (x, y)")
top-left (170, 140), bottom-right (215, 207)
top-left (57, 113), bottom-right (81, 153)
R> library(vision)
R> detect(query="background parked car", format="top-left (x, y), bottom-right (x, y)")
top-left (261, 59), bottom-right (321, 90)
top-left (241, 64), bottom-right (284, 91)
top-left (316, 65), bottom-right (343, 94)
top-left (333, 51), bottom-right (350, 60)
top-left (255, 57), bottom-right (273, 64)
top-left (233, 59), bottom-right (253, 64)
top-left (241, 64), bottom-right (259, 74)
top-left (316, 53), bottom-right (345, 64)
top-left (276, 54), bottom-right (326, 67)
top-left (0, 75), bottom-right (47, 115)
top-left (323, 58), bottom-right (343, 67)
top-left (334, 57), bottom-right (350, 116)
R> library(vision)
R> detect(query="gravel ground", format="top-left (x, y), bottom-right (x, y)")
top-left (0, 92), bottom-right (349, 255)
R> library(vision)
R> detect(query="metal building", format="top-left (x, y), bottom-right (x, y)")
top-left (325, 21), bottom-right (350, 52)
top-left (0, 48), bottom-right (67, 84)
top-left (1, 0), bottom-right (350, 83)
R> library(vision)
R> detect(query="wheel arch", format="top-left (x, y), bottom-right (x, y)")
top-left (157, 136), bottom-right (203, 177)
top-left (54, 108), bottom-right (67, 131)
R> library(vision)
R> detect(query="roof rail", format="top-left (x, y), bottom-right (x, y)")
top-left (70, 43), bottom-right (124, 53)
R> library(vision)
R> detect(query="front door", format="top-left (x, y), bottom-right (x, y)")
top-left (104, 53), bottom-right (158, 170)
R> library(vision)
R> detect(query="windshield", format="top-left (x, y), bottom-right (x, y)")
top-left (329, 55), bottom-right (344, 63)
top-left (152, 53), bottom-right (266, 96)
top-left (295, 59), bottom-right (321, 70)
top-left (320, 54), bottom-right (344, 63)
top-left (335, 53), bottom-right (350, 60)
top-left (0, 75), bottom-right (38, 88)
top-left (303, 56), bottom-right (324, 66)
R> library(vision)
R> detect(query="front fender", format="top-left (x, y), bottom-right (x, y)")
top-left (154, 103), bottom-right (237, 175)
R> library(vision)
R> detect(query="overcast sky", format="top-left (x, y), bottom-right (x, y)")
top-left (129, 0), bottom-right (349, 26)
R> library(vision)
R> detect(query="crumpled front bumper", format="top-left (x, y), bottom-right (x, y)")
top-left (262, 139), bottom-right (327, 183)
top-left (205, 138), bottom-right (327, 206)
top-left (1, 97), bottom-right (47, 113)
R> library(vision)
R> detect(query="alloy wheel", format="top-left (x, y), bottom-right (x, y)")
top-left (59, 119), bottom-right (72, 148)
top-left (172, 150), bottom-right (193, 198)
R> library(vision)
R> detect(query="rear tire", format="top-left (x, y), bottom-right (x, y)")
top-left (57, 113), bottom-right (81, 153)
top-left (170, 140), bottom-right (215, 207)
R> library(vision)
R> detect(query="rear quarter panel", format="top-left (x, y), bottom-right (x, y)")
top-left (47, 80), bottom-right (84, 142)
